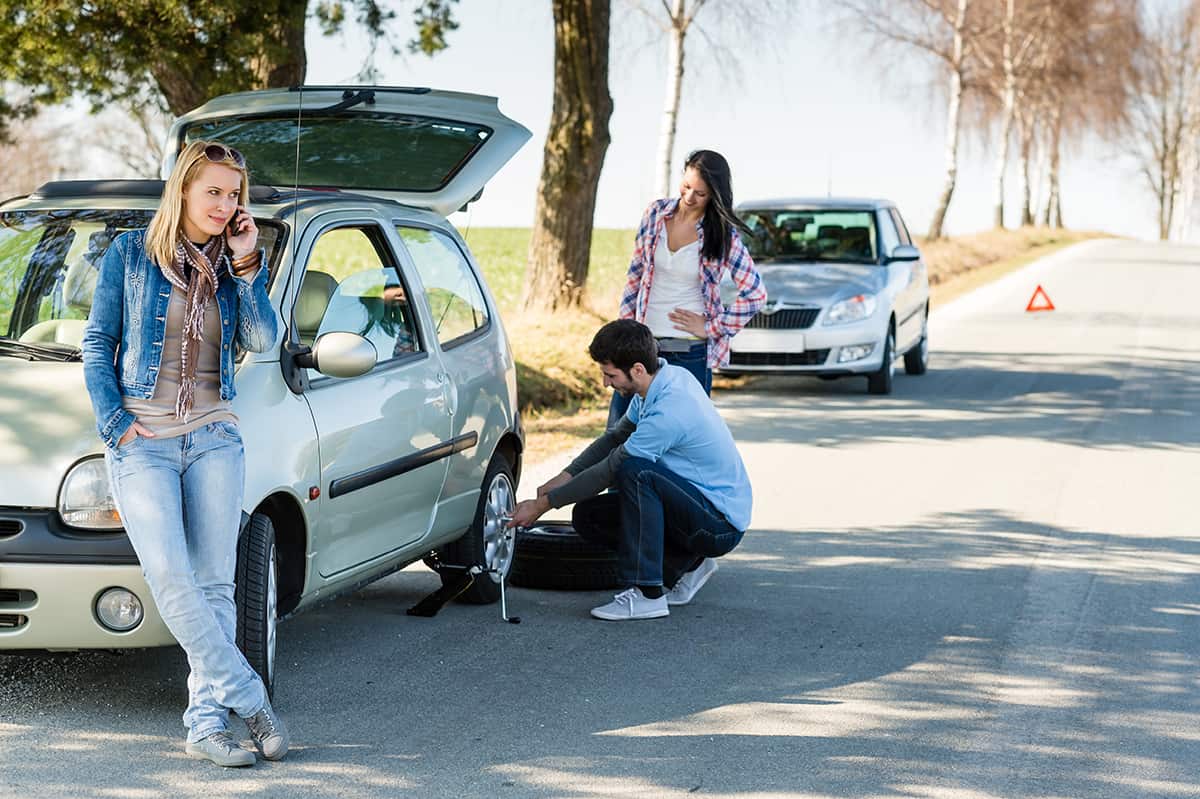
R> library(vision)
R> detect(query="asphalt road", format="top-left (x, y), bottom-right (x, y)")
top-left (2, 239), bottom-right (1198, 798)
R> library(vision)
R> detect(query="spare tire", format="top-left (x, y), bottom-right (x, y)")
top-left (508, 523), bottom-right (619, 591)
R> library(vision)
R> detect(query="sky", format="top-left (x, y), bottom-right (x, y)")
top-left (64, 0), bottom-right (1166, 240)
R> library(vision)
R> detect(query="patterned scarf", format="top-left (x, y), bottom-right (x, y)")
top-left (160, 236), bottom-right (225, 420)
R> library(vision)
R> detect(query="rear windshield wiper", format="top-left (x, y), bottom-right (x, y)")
top-left (0, 338), bottom-right (82, 362)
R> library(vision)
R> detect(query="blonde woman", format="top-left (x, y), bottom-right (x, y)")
top-left (81, 141), bottom-right (287, 767)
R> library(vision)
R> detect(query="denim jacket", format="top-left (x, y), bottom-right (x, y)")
top-left (81, 229), bottom-right (278, 449)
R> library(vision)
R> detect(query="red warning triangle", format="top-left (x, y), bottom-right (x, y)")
top-left (1025, 285), bottom-right (1055, 312)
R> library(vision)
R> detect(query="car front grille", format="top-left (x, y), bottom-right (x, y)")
top-left (745, 308), bottom-right (820, 330)
top-left (0, 519), bottom-right (21, 540)
top-left (0, 589), bottom-right (36, 605)
top-left (729, 350), bottom-right (831, 367)
top-left (0, 614), bottom-right (28, 630)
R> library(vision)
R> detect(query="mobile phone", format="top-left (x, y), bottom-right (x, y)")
top-left (226, 209), bottom-right (241, 237)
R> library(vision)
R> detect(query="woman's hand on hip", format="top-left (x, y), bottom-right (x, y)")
top-left (668, 307), bottom-right (708, 338)
top-left (118, 421), bottom-right (157, 447)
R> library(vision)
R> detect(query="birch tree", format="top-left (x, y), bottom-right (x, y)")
top-left (627, 0), bottom-right (788, 198)
top-left (1122, 1), bottom-right (1199, 240)
top-left (839, 0), bottom-right (992, 239)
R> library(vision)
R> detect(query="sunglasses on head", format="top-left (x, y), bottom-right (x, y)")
top-left (201, 143), bottom-right (246, 169)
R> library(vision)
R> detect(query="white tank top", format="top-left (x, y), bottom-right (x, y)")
top-left (644, 235), bottom-right (705, 338)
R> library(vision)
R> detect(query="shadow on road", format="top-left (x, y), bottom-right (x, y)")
top-left (3, 507), bottom-right (1197, 797)
top-left (717, 350), bottom-right (1200, 451)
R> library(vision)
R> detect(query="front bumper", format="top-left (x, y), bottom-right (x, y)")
top-left (0, 508), bottom-right (173, 650)
top-left (720, 319), bottom-right (887, 375)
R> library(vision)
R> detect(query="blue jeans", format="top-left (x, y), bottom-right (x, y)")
top-left (607, 340), bottom-right (711, 428)
top-left (105, 421), bottom-right (267, 743)
top-left (572, 457), bottom-right (744, 588)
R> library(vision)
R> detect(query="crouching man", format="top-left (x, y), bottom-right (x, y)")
top-left (509, 319), bottom-right (752, 620)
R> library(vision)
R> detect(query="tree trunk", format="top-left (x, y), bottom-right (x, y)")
top-left (927, 0), bottom-right (968, 241)
top-left (992, 81), bottom-right (1015, 229)
top-left (522, 0), bottom-right (613, 313)
top-left (250, 0), bottom-right (309, 90)
top-left (149, 0), bottom-right (308, 115)
top-left (654, 0), bottom-right (688, 200)
top-left (1043, 103), bottom-right (1061, 228)
top-left (1018, 110), bottom-right (1035, 227)
top-left (992, 0), bottom-right (1015, 230)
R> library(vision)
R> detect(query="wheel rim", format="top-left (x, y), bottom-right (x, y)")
top-left (267, 543), bottom-right (277, 685)
top-left (481, 472), bottom-right (516, 583)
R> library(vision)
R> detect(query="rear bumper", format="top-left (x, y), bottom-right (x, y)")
top-left (0, 508), bottom-right (173, 650)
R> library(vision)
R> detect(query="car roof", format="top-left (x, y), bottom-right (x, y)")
top-left (736, 197), bottom-right (896, 211)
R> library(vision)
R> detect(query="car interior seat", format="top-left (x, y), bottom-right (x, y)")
top-left (840, 226), bottom-right (872, 259)
top-left (295, 270), bottom-right (338, 346)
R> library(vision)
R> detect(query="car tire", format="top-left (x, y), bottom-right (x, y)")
top-left (509, 523), bottom-right (620, 591)
top-left (867, 324), bottom-right (895, 395)
top-left (904, 309), bottom-right (929, 375)
top-left (437, 453), bottom-right (516, 605)
top-left (236, 512), bottom-right (278, 699)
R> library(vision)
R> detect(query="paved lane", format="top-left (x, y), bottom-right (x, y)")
top-left (2, 239), bottom-right (1197, 798)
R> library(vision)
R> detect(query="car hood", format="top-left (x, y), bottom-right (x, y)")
top-left (164, 86), bottom-right (531, 217)
top-left (0, 360), bottom-right (103, 508)
top-left (748, 261), bottom-right (887, 306)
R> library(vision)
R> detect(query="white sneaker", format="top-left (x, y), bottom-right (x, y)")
top-left (590, 587), bottom-right (669, 620)
top-left (666, 558), bottom-right (718, 606)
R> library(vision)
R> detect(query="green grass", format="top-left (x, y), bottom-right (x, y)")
top-left (460, 226), bottom-right (634, 314)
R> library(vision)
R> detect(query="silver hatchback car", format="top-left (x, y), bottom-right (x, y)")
top-left (0, 86), bottom-right (529, 693)
top-left (719, 198), bottom-right (930, 394)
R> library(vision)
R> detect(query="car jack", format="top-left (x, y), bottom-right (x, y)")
top-left (407, 531), bottom-right (521, 624)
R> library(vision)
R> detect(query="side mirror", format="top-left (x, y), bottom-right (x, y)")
top-left (888, 244), bottom-right (921, 262)
top-left (294, 331), bottom-right (377, 378)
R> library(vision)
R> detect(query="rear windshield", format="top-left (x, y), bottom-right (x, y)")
top-left (0, 210), bottom-right (281, 353)
top-left (184, 113), bottom-right (492, 193)
top-left (738, 209), bottom-right (878, 263)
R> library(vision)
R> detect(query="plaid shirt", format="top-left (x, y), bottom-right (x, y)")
top-left (619, 198), bottom-right (766, 368)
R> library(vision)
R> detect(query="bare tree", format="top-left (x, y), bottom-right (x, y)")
top-left (838, 0), bottom-right (994, 239)
top-left (977, 0), bottom-right (1056, 229)
top-left (626, 0), bottom-right (788, 198)
top-left (0, 114), bottom-right (74, 198)
top-left (522, 0), bottom-right (614, 312)
top-left (1122, 0), bottom-right (1199, 240)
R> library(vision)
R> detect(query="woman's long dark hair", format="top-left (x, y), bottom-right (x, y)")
top-left (683, 149), bottom-right (750, 262)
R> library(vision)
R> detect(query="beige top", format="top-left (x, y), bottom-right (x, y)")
top-left (123, 287), bottom-right (237, 438)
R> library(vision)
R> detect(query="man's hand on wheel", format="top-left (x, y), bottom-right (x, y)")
top-left (509, 497), bottom-right (550, 528)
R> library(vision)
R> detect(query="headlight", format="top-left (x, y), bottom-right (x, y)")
top-left (59, 458), bottom-right (122, 529)
top-left (824, 294), bottom-right (878, 325)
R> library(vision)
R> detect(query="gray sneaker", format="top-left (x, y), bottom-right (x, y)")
top-left (185, 730), bottom-right (255, 767)
top-left (244, 700), bottom-right (289, 761)
top-left (666, 558), bottom-right (718, 606)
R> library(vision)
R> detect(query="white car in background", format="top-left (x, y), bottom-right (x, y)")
top-left (720, 197), bottom-right (930, 394)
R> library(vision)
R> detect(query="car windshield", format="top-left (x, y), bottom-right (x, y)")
top-left (0, 210), bottom-right (281, 355)
top-left (739, 209), bottom-right (878, 263)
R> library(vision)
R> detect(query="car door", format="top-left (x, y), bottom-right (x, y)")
top-left (393, 223), bottom-right (501, 541)
top-left (879, 208), bottom-right (925, 351)
top-left (295, 218), bottom-right (452, 578)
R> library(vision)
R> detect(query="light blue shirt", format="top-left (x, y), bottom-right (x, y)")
top-left (624, 360), bottom-right (752, 531)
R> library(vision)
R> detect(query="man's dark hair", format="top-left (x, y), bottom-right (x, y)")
top-left (588, 320), bottom-right (660, 377)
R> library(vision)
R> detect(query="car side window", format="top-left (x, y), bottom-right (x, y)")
top-left (296, 226), bottom-right (421, 367)
top-left (395, 226), bottom-right (490, 348)
top-left (889, 209), bottom-right (914, 246)
top-left (877, 210), bottom-right (901, 258)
